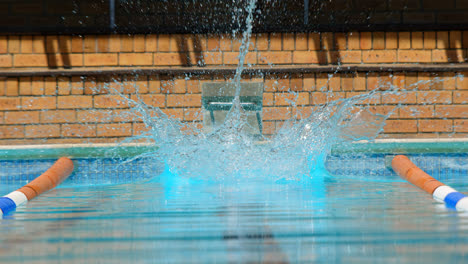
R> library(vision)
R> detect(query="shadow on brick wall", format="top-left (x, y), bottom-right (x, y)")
top-left (44, 38), bottom-right (72, 69)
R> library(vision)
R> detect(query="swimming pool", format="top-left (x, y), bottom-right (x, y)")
top-left (0, 141), bottom-right (467, 263)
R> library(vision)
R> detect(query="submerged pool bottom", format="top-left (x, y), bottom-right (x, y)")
top-left (0, 153), bottom-right (467, 263)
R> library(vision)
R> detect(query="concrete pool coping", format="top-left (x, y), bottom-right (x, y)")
top-left (0, 138), bottom-right (467, 160)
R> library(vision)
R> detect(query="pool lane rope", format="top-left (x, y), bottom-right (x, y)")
top-left (392, 155), bottom-right (468, 212)
top-left (0, 157), bottom-right (74, 216)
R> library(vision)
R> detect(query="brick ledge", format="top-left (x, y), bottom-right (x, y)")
top-left (1, 64), bottom-right (468, 77)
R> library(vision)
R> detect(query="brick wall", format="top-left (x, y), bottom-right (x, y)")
top-left (0, 32), bottom-right (467, 144)
top-left (1, 32), bottom-right (468, 68)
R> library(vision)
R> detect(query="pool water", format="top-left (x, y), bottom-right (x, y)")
top-left (1, 154), bottom-right (468, 263)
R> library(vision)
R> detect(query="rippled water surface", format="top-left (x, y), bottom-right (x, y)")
top-left (1, 159), bottom-right (468, 264)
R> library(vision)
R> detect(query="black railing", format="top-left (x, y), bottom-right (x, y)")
top-left (1, 0), bottom-right (468, 34)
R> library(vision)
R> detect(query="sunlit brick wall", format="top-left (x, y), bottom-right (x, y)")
top-left (0, 32), bottom-right (467, 144)
top-left (1, 32), bottom-right (468, 68)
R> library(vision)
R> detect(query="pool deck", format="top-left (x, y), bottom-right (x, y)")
top-left (0, 138), bottom-right (467, 160)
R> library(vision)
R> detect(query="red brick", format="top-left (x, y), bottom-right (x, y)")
top-left (70, 76), bottom-right (84, 95)
top-left (0, 97), bottom-right (20, 110)
top-left (345, 92), bottom-right (381, 104)
top-left (295, 33), bottom-right (308, 50)
top-left (454, 91), bottom-right (468, 103)
top-left (145, 35), bottom-right (157, 52)
top-left (8, 36), bottom-right (20, 53)
top-left (22, 97), bottom-right (56, 110)
top-left (398, 32), bottom-right (411, 49)
top-left (435, 105), bottom-right (468, 118)
top-left (4, 111), bottom-right (39, 124)
top-left (77, 109), bottom-right (113, 123)
top-left (97, 35), bottom-right (110, 52)
top-left (397, 50), bottom-right (431, 63)
top-left (454, 120), bottom-right (468, 132)
top-left (311, 92), bottom-right (345, 104)
top-left (119, 53), bottom-right (153, 66)
top-left (321, 32), bottom-right (334, 50)
top-left (340, 51), bottom-right (362, 63)
top-left (399, 105), bottom-right (434, 118)
top-left (167, 94), bottom-right (201, 107)
top-left (259, 52), bottom-right (292, 64)
top-left (385, 32), bottom-right (398, 49)
top-left (263, 93), bottom-right (274, 106)
top-left (184, 108), bottom-right (202, 121)
top-left (186, 79), bottom-right (200, 93)
top-left (223, 52), bottom-right (256, 65)
top-left (134, 35), bottom-right (146, 52)
top-left (417, 91), bottom-right (452, 104)
top-left (424, 32), bottom-right (436, 49)
top-left (419, 119), bottom-right (453, 132)
top-left (162, 109), bottom-right (184, 120)
top-left (456, 73), bottom-right (468, 89)
top-left (373, 32), bottom-right (385, 49)
top-left (14, 54), bottom-right (48, 67)
top-left (290, 76), bottom-right (303, 91)
top-left (264, 77), bottom-right (289, 92)
top-left (450, 31), bottom-right (463, 49)
top-left (269, 33), bottom-right (282, 51)
top-left (134, 94), bottom-right (165, 107)
top-left (263, 107), bottom-right (291, 120)
top-left (283, 33), bottom-right (295, 51)
top-left (57, 96), bottom-right (92, 109)
top-left (219, 34), bottom-right (232, 51)
top-left (411, 32), bottom-right (423, 49)
top-left (292, 51), bottom-right (322, 64)
top-left (97, 123), bottom-right (132, 137)
top-left (335, 33), bottom-right (347, 50)
top-left (40, 110), bottom-right (76, 123)
top-left (154, 53), bottom-right (182, 66)
top-left (203, 52), bottom-right (223, 65)
top-left (308, 33), bottom-right (321, 50)
top-left (0, 36), bottom-right (7, 53)
top-left (25, 124), bottom-right (60, 138)
top-left (362, 50), bottom-right (397, 63)
top-left (381, 92), bottom-right (417, 104)
top-left (347, 32), bottom-right (359, 50)
top-left (384, 120), bottom-right (417, 133)
top-left (432, 50), bottom-right (465, 63)
top-left (94, 95), bottom-right (129, 108)
top-left (207, 34), bottom-right (220, 51)
top-left (108, 35), bottom-right (120, 52)
top-left (0, 55), bottom-right (12, 67)
top-left (341, 74), bottom-right (354, 91)
top-left (5, 78), bottom-right (18, 96)
top-left (83, 35), bottom-right (97, 52)
top-left (303, 74), bottom-right (315, 91)
top-left (360, 32), bottom-right (372, 50)
top-left (274, 92), bottom-right (309, 106)
top-left (62, 124), bottom-right (96, 137)
top-left (148, 76), bottom-right (161, 93)
top-left (84, 54), bottom-right (118, 66)
top-left (354, 73), bottom-right (366, 91)
top-left (57, 77), bottom-right (71, 95)
top-left (0, 125), bottom-right (24, 138)
top-left (71, 36), bottom-right (83, 53)
top-left (31, 77), bottom-right (44, 95)
top-left (436, 31), bottom-right (449, 49)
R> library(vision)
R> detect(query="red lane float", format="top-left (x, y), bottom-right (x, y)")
top-left (392, 155), bottom-right (468, 211)
top-left (0, 157), bottom-right (74, 216)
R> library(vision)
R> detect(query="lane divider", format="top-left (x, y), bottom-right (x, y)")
top-left (0, 157), bottom-right (74, 216)
top-left (392, 155), bottom-right (468, 211)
